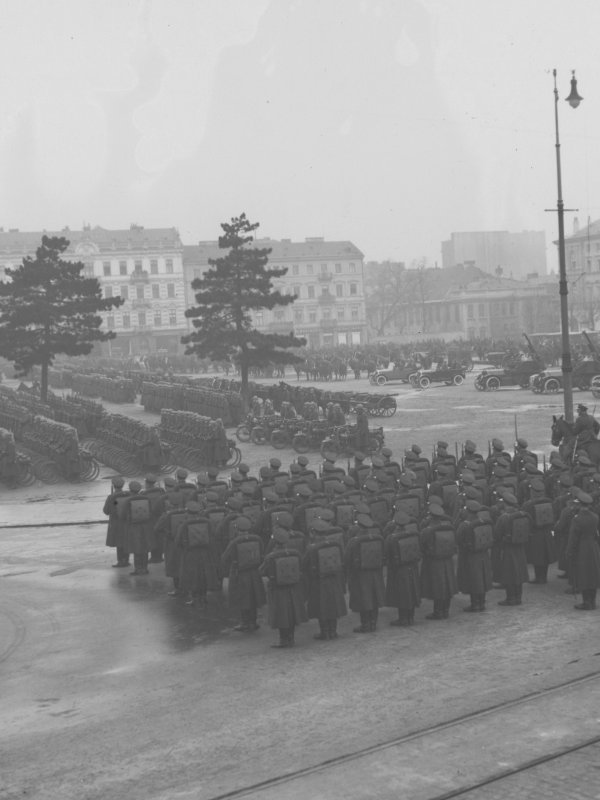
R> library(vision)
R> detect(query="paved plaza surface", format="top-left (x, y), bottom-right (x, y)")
top-left (2, 370), bottom-right (600, 799)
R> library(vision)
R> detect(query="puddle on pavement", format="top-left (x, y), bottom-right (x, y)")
top-left (112, 573), bottom-right (240, 651)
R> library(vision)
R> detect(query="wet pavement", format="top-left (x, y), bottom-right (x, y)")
top-left (1, 371), bottom-right (598, 799)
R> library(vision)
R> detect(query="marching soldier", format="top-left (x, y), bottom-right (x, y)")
top-left (566, 492), bottom-right (600, 610)
top-left (259, 528), bottom-right (307, 648)
top-left (221, 516), bottom-right (266, 630)
top-left (455, 501), bottom-right (493, 612)
top-left (493, 493), bottom-right (530, 606)
top-left (103, 476), bottom-right (130, 568)
top-left (303, 518), bottom-right (347, 640)
top-left (419, 504), bottom-right (457, 620)
top-left (175, 501), bottom-right (216, 606)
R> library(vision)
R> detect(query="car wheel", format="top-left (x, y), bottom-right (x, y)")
top-left (419, 376), bottom-right (431, 389)
top-left (474, 378), bottom-right (485, 391)
top-left (453, 374), bottom-right (465, 386)
top-left (544, 378), bottom-right (561, 393)
top-left (486, 376), bottom-right (500, 391)
top-left (376, 375), bottom-right (387, 386)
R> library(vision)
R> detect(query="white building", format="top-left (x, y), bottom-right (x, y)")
top-left (183, 237), bottom-right (368, 349)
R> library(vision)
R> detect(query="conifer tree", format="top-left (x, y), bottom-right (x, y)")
top-left (0, 235), bottom-right (124, 401)
top-left (182, 214), bottom-right (305, 399)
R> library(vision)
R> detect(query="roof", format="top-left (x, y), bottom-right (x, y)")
top-left (0, 225), bottom-right (182, 255)
top-left (184, 238), bottom-right (364, 265)
top-left (563, 218), bottom-right (600, 243)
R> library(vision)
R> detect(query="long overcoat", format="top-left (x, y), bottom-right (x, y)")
top-left (566, 508), bottom-right (600, 592)
top-left (344, 534), bottom-right (385, 612)
top-left (302, 541), bottom-right (347, 620)
top-left (522, 498), bottom-right (557, 566)
top-left (103, 490), bottom-right (130, 548)
top-left (493, 512), bottom-right (530, 586)
top-left (419, 522), bottom-right (457, 601)
top-left (221, 534), bottom-right (267, 610)
top-left (384, 534), bottom-right (421, 610)
top-left (259, 549), bottom-right (308, 629)
top-left (455, 520), bottom-right (493, 595)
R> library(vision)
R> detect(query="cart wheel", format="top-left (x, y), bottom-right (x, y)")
top-left (320, 439), bottom-right (339, 459)
top-left (270, 429), bottom-right (289, 449)
top-left (292, 433), bottom-right (310, 453)
top-left (379, 398), bottom-right (396, 416)
top-left (236, 424), bottom-right (251, 443)
top-left (251, 426), bottom-right (267, 445)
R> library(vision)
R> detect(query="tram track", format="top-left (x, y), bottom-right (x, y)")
top-left (206, 667), bottom-right (600, 800)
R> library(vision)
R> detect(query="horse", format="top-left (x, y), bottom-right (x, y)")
top-left (551, 415), bottom-right (600, 466)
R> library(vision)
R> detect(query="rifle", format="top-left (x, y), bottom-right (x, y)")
top-left (582, 330), bottom-right (600, 360)
top-left (522, 333), bottom-right (543, 366)
top-left (514, 414), bottom-right (519, 449)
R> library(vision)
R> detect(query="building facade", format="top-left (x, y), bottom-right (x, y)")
top-left (561, 217), bottom-right (600, 331)
top-left (442, 230), bottom-right (547, 280)
top-left (0, 225), bottom-right (188, 355)
top-left (183, 237), bottom-right (368, 349)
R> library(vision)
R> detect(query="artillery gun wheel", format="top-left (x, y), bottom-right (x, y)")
top-left (251, 426), bottom-right (267, 445)
top-left (378, 397), bottom-right (397, 417)
top-left (270, 429), bottom-right (289, 449)
top-left (236, 424), bottom-right (252, 442)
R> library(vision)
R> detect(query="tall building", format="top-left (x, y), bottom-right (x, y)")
top-left (561, 217), bottom-right (600, 330)
top-left (0, 225), bottom-right (188, 355)
top-left (183, 237), bottom-right (368, 348)
top-left (441, 230), bottom-right (547, 280)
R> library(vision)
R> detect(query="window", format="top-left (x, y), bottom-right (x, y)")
top-left (309, 311), bottom-right (317, 323)
top-left (467, 304), bottom-right (474, 319)
top-left (454, 306), bottom-right (460, 322)
top-left (255, 312), bottom-right (263, 325)
top-left (167, 283), bottom-right (175, 298)
top-left (294, 309), bottom-right (303, 322)
top-left (105, 286), bottom-right (113, 298)
top-left (135, 286), bottom-right (143, 300)
top-left (335, 263), bottom-right (341, 273)
top-left (122, 313), bottom-right (130, 328)
top-left (119, 260), bottom-right (127, 275)
top-left (134, 259), bottom-right (142, 271)
top-left (308, 285), bottom-right (315, 299)
top-left (150, 259), bottom-right (158, 274)
top-left (166, 258), bottom-right (174, 273)
top-left (321, 286), bottom-right (329, 296)
top-left (335, 284), bottom-right (343, 297)
top-left (478, 303), bottom-right (485, 318)
top-left (509, 302), bottom-right (515, 315)
top-left (106, 315), bottom-right (115, 329)
top-left (349, 262), bottom-right (356, 273)
top-left (322, 308), bottom-right (331, 320)
top-left (83, 261), bottom-right (94, 277)
top-left (274, 309), bottom-right (285, 320)
top-left (169, 311), bottom-right (176, 326)
top-left (320, 263), bottom-right (328, 273)
top-left (351, 307), bottom-right (359, 320)
top-left (138, 311), bottom-right (146, 326)
top-left (350, 283), bottom-right (357, 296)
top-left (337, 308), bottom-right (345, 321)
top-left (120, 285), bottom-right (129, 300)
top-left (587, 259), bottom-right (592, 271)
top-left (154, 313), bottom-right (162, 327)
top-left (292, 264), bottom-right (299, 276)
top-left (293, 284), bottom-right (301, 298)
top-left (152, 284), bottom-right (159, 299)
top-left (306, 264), bottom-right (314, 275)
top-left (102, 261), bottom-right (111, 276)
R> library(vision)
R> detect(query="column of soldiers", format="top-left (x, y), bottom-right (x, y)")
top-left (103, 435), bottom-right (600, 648)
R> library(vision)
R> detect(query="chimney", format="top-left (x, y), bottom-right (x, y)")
top-left (573, 217), bottom-right (580, 234)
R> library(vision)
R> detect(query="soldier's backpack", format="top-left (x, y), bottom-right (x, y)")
top-left (357, 536), bottom-right (384, 569)
top-left (207, 509), bottom-right (227, 535)
top-left (412, 460), bottom-right (430, 486)
top-left (241, 502), bottom-right (262, 525)
top-left (533, 500), bottom-right (554, 527)
top-left (114, 494), bottom-right (130, 519)
top-left (304, 506), bottom-right (321, 529)
top-left (367, 498), bottom-right (390, 526)
top-left (431, 525), bottom-right (457, 559)
top-left (469, 521), bottom-right (493, 552)
top-left (273, 551), bottom-right (301, 586)
top-left (236, 538), bottom-right (262, 570)
top-left (287, 531), bottom-right (307, 555)
top-left (316, 542), bottom-right (343, 576)
top-left (395, 495), bottom-right (421, 518)
top-left (128, 496), bottom-right (151, 524)
top-left (187, 519), bottom-right (211, 548)
top-left (168, 510), bottom-right (188, 538)
top-left (509, 513), bottom-right (530, 545)
top-left (390, 532), bottom-right (421, 565)
top-left (144, 489), bottom-right (165, 516)
top-left (334, 503), bottom-right (355, 529)
top-left (441, 482), bottom-right (459, 506)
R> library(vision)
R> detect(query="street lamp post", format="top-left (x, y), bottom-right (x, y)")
top-left (554, 68), bottom-right (583, 423)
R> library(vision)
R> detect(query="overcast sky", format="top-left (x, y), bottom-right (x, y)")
top-left (0, 0), bottom-right (598, 270)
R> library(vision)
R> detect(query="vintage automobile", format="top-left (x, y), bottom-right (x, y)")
top-left (474, 358), bottom-right (544, 391)
top-left (369, 361), bottom-right (419, 386)
top-left (410, 365), bottom-right (466, 389)
top-left (530, 359), bottom-right (600, 393)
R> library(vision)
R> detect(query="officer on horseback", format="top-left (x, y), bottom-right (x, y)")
top-left (574, 404), bottom-right (600, 445)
